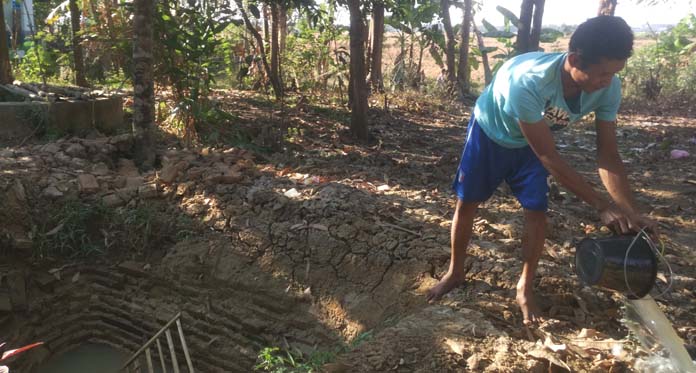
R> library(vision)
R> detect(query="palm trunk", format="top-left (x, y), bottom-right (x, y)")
top-left (457, 0), bottom-right (472, 97)
top-left (0, 3), bottom-right (13, 84)
top-left (69, 0), bottom-right (89, 86)
top-left (368, 1), bottom-right (384, 91)
top-left (133, 0), bottom-right (155, 169)
top-left (347, 0), bottom-right (369, 140)
top-left (598, 0), bottom-right (617, 16)
top-left (440, 0), bottom-right (457, 88)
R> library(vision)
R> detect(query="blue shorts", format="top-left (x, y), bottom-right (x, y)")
top-left (453, 116), bottom-right (550, 211)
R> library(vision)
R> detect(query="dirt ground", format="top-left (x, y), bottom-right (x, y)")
top-left (217, 89), bottom-right (696, 371)
top-left (1, 88), bottom-right (695, 372)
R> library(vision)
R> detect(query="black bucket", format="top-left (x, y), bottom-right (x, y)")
top-left (575, 234), bottom-right (658, 299)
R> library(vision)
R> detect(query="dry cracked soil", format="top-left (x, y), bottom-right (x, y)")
top-left (1, 90), bottom-right (695, 372)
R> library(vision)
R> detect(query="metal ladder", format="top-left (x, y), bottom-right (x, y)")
top-left (119, 312), bottom-right (195, 373)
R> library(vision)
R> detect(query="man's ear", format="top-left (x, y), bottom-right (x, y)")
top-left (567, 52), bottom-right (583, 69)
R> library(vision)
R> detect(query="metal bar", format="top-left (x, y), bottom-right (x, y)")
top-left (134, 356), bottom-right (141, 373)
top-left (165, 329), bottom-right (181, 373)
top-left (120, 312), bottom-right (182, 369)
top-left (145, 347), bottom-right (154, 373)
top-left (157, 339), bottom-right (168, 373)
top-left (176, 319), bottom-right (195, 373)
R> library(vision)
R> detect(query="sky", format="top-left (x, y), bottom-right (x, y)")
top-left (334, 0), bottom-right (696, 28)
top-left (460, 0), bottom-right (696, 27)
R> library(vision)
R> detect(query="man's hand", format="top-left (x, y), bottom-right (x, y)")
top-left (599, 203), bottom-right (658, 235)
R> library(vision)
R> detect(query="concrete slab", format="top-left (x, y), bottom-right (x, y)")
top-left (0, 97), bottom-right (126, 142)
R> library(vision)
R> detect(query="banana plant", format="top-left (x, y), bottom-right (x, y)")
top-left (385, 0), bottom-right (440, 88)
top-left (479, 5), bottom-right (562, 73)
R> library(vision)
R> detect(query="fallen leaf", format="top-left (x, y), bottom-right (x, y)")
top-left (444, 338), bottom-right (465, 356)
top-left (72, 272), bottom-right (80, 283)
top-left (577, 328), bottom-right (607, 339)
top-left (544, 336), bottom-right (567, 352)
top-left (284, 188), bottom-right (301, 198)
top-left (466, 353), bottom-right (481, 369)
top-left (527, 347), bottom-right (571, 371)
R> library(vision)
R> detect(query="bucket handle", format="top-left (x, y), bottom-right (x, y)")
top-left (623, 227), bottom-right (674, 299)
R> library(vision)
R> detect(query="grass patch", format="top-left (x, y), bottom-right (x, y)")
top-left (254, 330), bottom-right (374, 372)
top-left (34, 199), bottom-right (197, 259)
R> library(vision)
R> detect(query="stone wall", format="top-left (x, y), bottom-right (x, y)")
top-left (0, 97), bottom-right (125, 142)
top-left (2, 258), bottom-right (333, 372)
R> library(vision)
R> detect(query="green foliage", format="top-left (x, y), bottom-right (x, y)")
top-left (35, 199), bottom-right (195, 259)
top-left (283, 4), bottom-right (348, 92)
top-left (621, 14), bottom-right (696, 101)
top-left (35, 199), bottom-right (111, 258)
top-left (13, 30), bottom-right (72, 83)
top-left (154, 0), bottom-right (235, 139)
top-left (254, 330), bottom-right (374, 372)
top-left (539, 28), bottom-right (563, 43)
top-left (479, 6), bottom-right (562, 75)
top-left (254, 347), bottom-right (334, 372)
top-left (385, 0), bottom-right (442, 90)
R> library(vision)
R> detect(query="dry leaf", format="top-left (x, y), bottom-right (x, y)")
top-left (71, 272), bottom-right (80, 283)
top-left (577, 328), bottom-right (607, 339)
top-left (571, 338), bottom-right (626, 351)
top-left (467, 353), bottom-right (481, 369)
top-left (527, 347), bottom-right (571, 371)
top-left (444, 338), bottom-right (465, 356)
top-left (544, 336), bottom-right (567, 352)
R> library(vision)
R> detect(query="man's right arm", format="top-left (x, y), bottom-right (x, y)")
top-left (519, 119), bottom-right (638, 233)
top-left (519, 119), bottom-right (609, 209)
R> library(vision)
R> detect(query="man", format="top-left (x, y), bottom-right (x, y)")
top-left (427, 16), bottom-right (657, 324)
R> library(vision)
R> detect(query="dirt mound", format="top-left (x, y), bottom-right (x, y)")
top-left (1, 93), bottom-right (695, 371)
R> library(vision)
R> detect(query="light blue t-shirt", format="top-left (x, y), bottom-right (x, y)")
top-left (473, 52), bottom-right (622, 148)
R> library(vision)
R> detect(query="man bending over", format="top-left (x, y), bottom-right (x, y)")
top-left (427, 16), bottom-right (657, 324)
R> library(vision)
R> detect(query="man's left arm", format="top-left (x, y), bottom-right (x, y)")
top-left (596, 118), bottom-right (657, 232)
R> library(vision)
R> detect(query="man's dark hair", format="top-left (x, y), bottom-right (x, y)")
top-left (569, 16), bottom-right (634, 69)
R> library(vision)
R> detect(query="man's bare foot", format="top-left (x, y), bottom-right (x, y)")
top-left (516, 289), bottom-right (543, 325)
top-left (427, 271), bottom-right (466, 302)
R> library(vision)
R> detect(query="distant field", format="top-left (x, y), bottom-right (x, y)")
top-left (380, 33), bottom-right (656, 89)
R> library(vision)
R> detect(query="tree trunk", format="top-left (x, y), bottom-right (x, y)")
top-left (516, 0), bottom-right (545, 54)
top-left (516, 0), bottom-right (534, 54)
top-left (368, 1), bottom-right (384, 91)
top-left (598, 0), bottom-right (617, 16)
top-left (270, 4), bottom-right (283, 96)
top-left (457, 0), bottom-right (472, 97)
top-left (0, 3), bottom-right (13, 84)
top-left (440, 0), bottom-right (457, 88)
top-left (529, 0), bottom-right (545, 52)
top-left (279, 3), bottom-right (287, 83)
top-left (347, 0), bottom-right (369, 140)
top-left (234, 0), bottom-right (281, 99)
top-left (262, 5), bottom-right (270, 51)
top-left (69, 0), bottom-right (89, 86)
top-left (473, 23), bottom-right (492, 85)
top-left (133, 0), bottom-right (156, 169)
